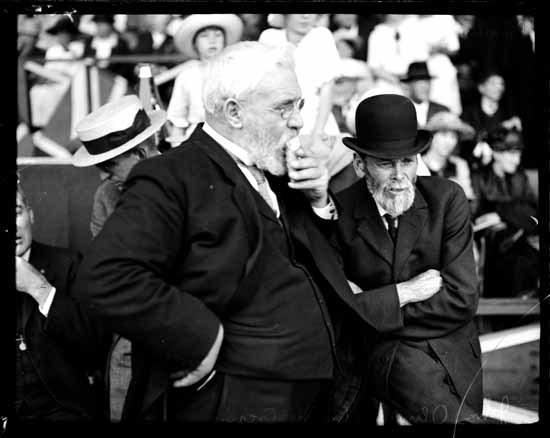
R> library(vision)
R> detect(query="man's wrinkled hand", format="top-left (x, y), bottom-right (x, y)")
top-left (171, 324), bottom-right (224, 388)
top-left (396, 269), bottom-right (442, 306)
top-left (287, 134), bottom-right (332, 208)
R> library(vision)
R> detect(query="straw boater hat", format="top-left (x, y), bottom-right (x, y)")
top-left (425, 111), bottom-right (475, 140)
top-left (72, 95), bottom-right (167, 167)
top-left (174, 14), bottom-right (243, 59)
top-left (343, 94), bottom-right (432, 159)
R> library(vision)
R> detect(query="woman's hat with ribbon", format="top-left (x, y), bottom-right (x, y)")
top-left (72, 95), bottom-right (167, 167)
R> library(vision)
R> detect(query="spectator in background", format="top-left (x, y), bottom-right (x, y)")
top-left (44, 16), bottom-right (86, 77)
top-left (260, 14), bottom-right (341, 144)
top-left (400, 61), bottom-right (449, 128)
top-left (167, 14), bottom-right (243, 143)
top-left (145, 14), bottom-right (177, 58)
top-left (83, 15), bottom-right (133, 83)
top-left (511, 15), bottom-right (536, 169)
top-left (18, 15), bottom-right (45, 59)
top-left (15, 181), bottom-right (109, 421)
top-left (423, 111), bottom-right (476, 200)
top-left (414, 15), bottom-right (462, 115)
top-left (366, 14), bottom-right (426, 96)
top-left (450, 15), bottom-right (479, 110)
top-left (238, 14), bottom-right (269, 41)
top-left (461, 71), bottom-right (522, 163)
top-left (72, 95), bottom-right (165, 249)
top-left (330, 14), bottom-right (365, 60)
top-left (330, 59), bottom-right (374, 193)
top-left (260, 14), bottom-right (347, 190)
top-left (333, 32), bottom-right (362, 59)
top-left (72, 95), bottom-right (166, 422)
top-left (471, 127), bottom-right (538, 299)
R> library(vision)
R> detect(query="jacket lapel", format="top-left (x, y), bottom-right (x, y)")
top-left (195, 127), bottom-right (265, 284)
top-left (393, 188), bottom-right (428, 277)
top-left (353, 183), bottom-right (394, 266)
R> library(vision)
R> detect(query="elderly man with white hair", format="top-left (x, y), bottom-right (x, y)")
top-left (74, 41), bottom-right (373, 423)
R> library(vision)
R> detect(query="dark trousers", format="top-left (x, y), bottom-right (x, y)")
top-left (368, 341), bottom-right (484, 424)
top-left (166, 372), bottom-right (330, 423)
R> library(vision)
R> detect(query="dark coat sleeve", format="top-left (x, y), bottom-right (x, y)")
top-left (400, 184), bottom-right (479, 337)
top-left (73, 159), bottom-right (221, 372)
top-left (33, 246), bottom-right (110, 369)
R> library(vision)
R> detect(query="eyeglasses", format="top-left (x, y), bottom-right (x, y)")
top-left (268, 98), bottom-right (305, 120)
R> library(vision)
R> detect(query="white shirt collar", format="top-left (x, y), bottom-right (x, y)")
top-left (21, 246), bottom-right (31, 262)
top-left (202, 122), bottom-right (254, 166)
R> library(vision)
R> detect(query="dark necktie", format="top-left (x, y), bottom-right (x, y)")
top-left (384, 214), bottom-right (398, 243)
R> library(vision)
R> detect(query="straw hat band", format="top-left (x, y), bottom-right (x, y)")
top-left (82, 109), bottom-right (151, 156)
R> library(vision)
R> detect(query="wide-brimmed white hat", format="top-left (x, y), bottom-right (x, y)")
top-left (174, 14), bottom-right (243, 59)
top-left (72, 95), bottom-right (166, 167)
top-left (425, 111), bottom-right (475, 140)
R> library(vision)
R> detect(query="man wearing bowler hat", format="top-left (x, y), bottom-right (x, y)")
top-left (334, 94), bottom-right (484, 423)
top-left (401, 61), bottom-right (449, 128)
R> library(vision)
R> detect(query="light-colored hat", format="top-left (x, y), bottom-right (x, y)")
top-left (425, 111), bottom-right (475, 139)
top-left (336, 58), bottom-right (370, 80)
top-left (174, 14), bottom-right (243, 59)
top-left (72, 95), bottom-right (166, 167)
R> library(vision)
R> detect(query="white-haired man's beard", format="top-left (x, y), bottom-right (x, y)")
top-left (365, 170), bottom-right (416, 217)
top-left (243, 126), bottom-right (287, 176)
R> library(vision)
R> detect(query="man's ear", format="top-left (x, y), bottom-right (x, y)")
top-left (134, 147), bottom-right (147, 160)
top-left (352, 153), bottom-right (366, 178)
top-left (223, 98), bottom-right (244, 129)
top-left (29, 207), bottom-right (34, 226)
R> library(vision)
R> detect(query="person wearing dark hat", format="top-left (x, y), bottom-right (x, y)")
top-left (461, 71), bottom-right (521, 161)
top-left (471, 126), bottom-right (538, 300)
top-left (333, 94), bottom-right (484, 423)
top-left (73, 94), bottom-right (166, 421)
top-left (44, 16), bottom-right (85, 76)
top-left (83, 14), bottom-right (132, 82)
top-left (401, 61), bottom-right (449, 128)
top-left (15, 181), bottom-right (109, 421)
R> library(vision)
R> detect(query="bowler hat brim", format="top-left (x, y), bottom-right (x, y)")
top-left (400, 74), bottom-right (435, 82)
top-left (342, 129), bottom-right (432, 159)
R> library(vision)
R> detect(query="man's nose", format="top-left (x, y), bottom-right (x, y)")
top-left (392, 161), bottom-right (405, 178)
top-left (287, 109), bottom-right (304, 131)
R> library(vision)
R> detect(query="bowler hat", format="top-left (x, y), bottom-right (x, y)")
top-left (400, 61), bottom-right (434, 82)
top-left (46, 16), bottom-right (80, 36)
top-left (342, 94), bottom-right (432, 159)
top-left (72, 95), bottom-right (166, 167)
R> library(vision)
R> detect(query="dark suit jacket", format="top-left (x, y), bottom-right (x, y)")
top-left (335, 177), bottom-right (482, 412)
top-left (74, 126), bottom-right (371, 420)
top-left (19, 241), bottom-right (109, 419)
